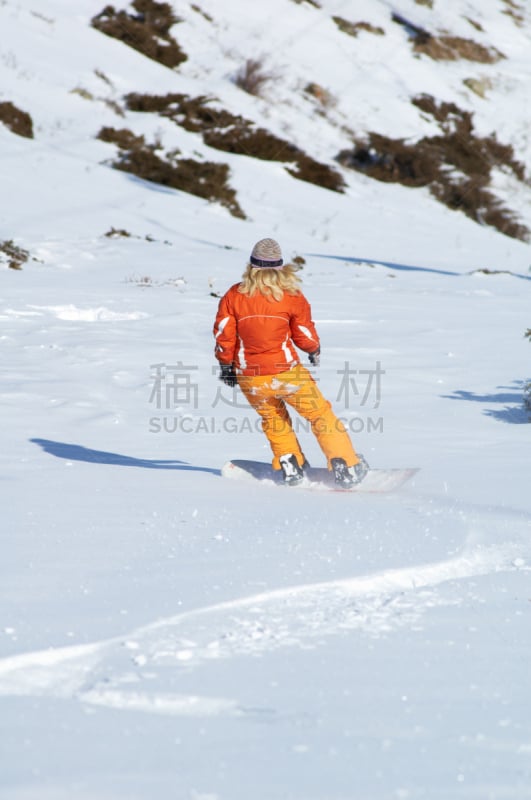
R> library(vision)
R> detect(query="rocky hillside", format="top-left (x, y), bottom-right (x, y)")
top-left (1, 0), bottom-right (531, 266)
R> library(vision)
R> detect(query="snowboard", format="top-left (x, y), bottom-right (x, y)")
top-left (221, 460), bottom-right (418, 493)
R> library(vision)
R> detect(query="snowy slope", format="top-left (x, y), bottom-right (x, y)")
top-left (1, 1), bottom-right (531, 799)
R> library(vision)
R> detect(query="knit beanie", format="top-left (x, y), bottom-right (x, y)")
top-left (249, 238), bottom-right (283, 269)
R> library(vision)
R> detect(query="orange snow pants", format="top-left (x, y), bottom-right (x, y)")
top-left (238, 365), bottom-right (360, 471)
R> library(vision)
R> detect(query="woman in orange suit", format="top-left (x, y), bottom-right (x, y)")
top-left (213, 238), bottom-right (368, 488)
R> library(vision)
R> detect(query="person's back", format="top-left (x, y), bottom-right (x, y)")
top-left (213, 238), bottom-right (369, 488)
top-left (214, 274), bottom-right (319, 376)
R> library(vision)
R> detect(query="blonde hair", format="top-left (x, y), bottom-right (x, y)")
top-left (238, 263), bottom-right (302, 302)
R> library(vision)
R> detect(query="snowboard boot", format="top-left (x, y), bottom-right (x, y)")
top-left (352, 454), bottom-right (370, 483)
top-left (331, 455), bottom-right (369, 489)
top-left (279, 453), bottom-right (304, 486)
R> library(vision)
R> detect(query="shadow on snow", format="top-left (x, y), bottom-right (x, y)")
top-left (309, 253), bottom-right (531, 281)
top-left (441, 381), bottom-right (530, 424)
top-left (30, 439), bottom-right (221, 475)
top-left (309, 252), bottom-right (459, 276)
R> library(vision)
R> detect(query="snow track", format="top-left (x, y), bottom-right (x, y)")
top-left (3, 305), bottom-right (148, 322)
top-left (0, 543), bottom-right (523, 717)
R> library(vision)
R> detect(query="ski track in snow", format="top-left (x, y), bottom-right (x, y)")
top-left (0, 543), bottom-right (524, 718)
top-left (1, 305), bottom-right (147, 322)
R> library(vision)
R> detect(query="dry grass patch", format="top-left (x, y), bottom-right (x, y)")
top-left (191, 4), bottom-right (213, 22)
top-left (463, 76), bottom-right (492, 98)
top-left (70, 87), bottom-right (95, 101)
top-left (125, 92), bottom-right (345, 193)
top-left (70, 85), bottom-right (125, 117)
top-left (0, 101), bottom-right (34, 138)
top-left (502, 0), bottom-right (525, 26)
top-left (465, 17), bottom-right (484, 32)
top-left (233, 58), bottom-right (274, 97)
top-left (304, 82), bottom-right (336, 109)
top-left (292, 255), bottom-right (306, 267)
top-left (337, 95), bottom-right (529, 241)
top-left (391, 12), bottom-right (504, 62)
top-left (97, 126), bottom-right (245, 218)
top-left (289, 0), bottom-right (321, 7)
top-left (332, 17), bottom-right (384, 37)
top-left (417, 35), bottom-right (503, 63)
top-left (104, 227), bottom-right (173, 246)
top-left (91, 0), bottom-right (187, 68)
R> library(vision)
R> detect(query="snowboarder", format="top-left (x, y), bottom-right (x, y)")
top-left (213, 238), bottom-right (369, 488)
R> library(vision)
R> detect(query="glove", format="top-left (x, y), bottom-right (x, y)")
top-left (309, 348), bottom-right (320, 367)
top-left (219, 363), bottom-right (237, 387)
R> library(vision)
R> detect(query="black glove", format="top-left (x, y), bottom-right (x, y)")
top-left (309, 348), bottom-right (320, 367)
top-left (219, 364), bottom-right (237, 387)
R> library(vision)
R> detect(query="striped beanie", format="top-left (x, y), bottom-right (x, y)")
top-left (250, 238), bottom-right (283, 269)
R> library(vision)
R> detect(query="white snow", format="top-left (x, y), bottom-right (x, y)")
top-left (1, 0), bottom-right (531, 798)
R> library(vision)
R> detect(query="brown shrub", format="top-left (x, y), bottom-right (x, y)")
top-left (0, 240), bottom-right (30, 269)
top-left (412, 94), bottom-right (525, 179)
top-left (0, 102), bottom-right (34, 138)
top-left (288, 154), bottom-right (346, 192)
top-left (337, 96), bottom-right (529, 241)
top-left (125, 92), bottom-right (346, 193)
top-left (430, 177), bottom-right (528, 242)
top-left (104, 227), bottom-right (131, 238)
top-left (204, 119), bottom-right (345, 192)
top-left (91, 0), bottom-right (187, 68)
top-left (204, 125), bottom-right (298, 161)
top-left (412, 95), bottom-right (474, 135)
top-left (332, 17), bottom-right (384, 37)
top-left (125, 91), bottom-right (186, 114)
top-left (125, 92), bottom-right (239, 131)
top-left (233, 59), bottom-right (274, 97)
top-left (98, 126), bottom-right (145, 150)
top-left (415, 35), bottom-right (504, 63)
top-left (97, 126), bottom-right (245, 218)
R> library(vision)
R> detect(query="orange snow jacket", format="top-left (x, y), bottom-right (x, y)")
top-left (213, 283), bottom-right (320, 376)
